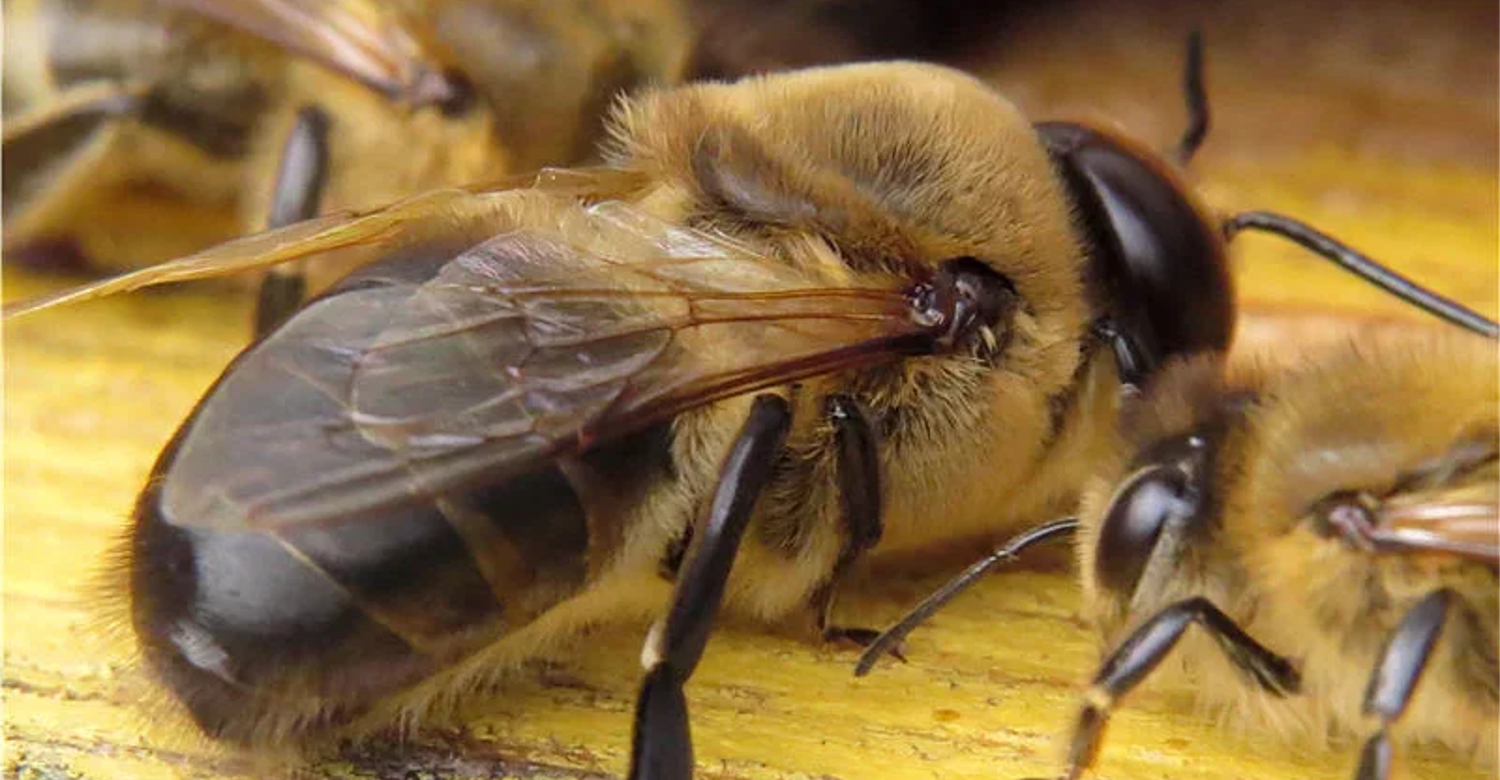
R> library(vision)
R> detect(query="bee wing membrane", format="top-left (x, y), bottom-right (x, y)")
top-left (1377, 488), bottom-right (1500, 563)
top-left (162, 198), bottom-right (924, 531)
top-left (158, 0), bottom-right (450, 104)
top-left (1, 169), bottom-right (656, 318)
top-left (1, 188), bottom-right (504, 317)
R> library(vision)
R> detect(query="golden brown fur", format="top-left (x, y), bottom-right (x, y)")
top-left (1076, 331), bottom-right (1499, 771)
top-left (604, 62), bottom-right (1107, 608)
top-left (379, 63), bottom-right (1119, 740)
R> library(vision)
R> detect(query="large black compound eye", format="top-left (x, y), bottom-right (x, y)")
top-left (1094, 434), bottom-right (1207, 597)
top-left (1037, 122), bottom-right (1233, 382)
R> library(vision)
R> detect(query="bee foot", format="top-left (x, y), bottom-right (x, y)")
top-left (823, 625), bottom-right (908, 662)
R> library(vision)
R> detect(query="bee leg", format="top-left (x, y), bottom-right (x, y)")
top-left (812, 396), bottom-right (893, 653)
top-left (629, 395), bottom-right (792, 780)
top-left (253, 106), bottom-right (331, 337)
top-left (853, 518), bottom-right (1079, 676)
top-left (1091, 318), bottom-right (1150, 390)
top-left (1061, 597), bottom-right (1301, 780)
top-left (1353, 589), bottom-right (1456, 780)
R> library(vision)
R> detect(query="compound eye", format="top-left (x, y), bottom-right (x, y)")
top-left (1036, 122), bottom-right (1233, 377)
top-left (1094, 463), bottom-right (1198, 597)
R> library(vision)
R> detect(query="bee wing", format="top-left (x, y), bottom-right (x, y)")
top-left (157, 0), bottom-right (454, 105)
top-left (2, 189), bottom-right (471, 316)
top-left (1, 168), bottom-right (651, 318)
top-left (1372, 476), bottom-right (1499, 564)
top-left (160, 199), bottom-right (929, 530)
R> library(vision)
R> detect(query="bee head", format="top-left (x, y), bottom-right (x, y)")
top-left (1078, 355), bottom-right (1242, 628)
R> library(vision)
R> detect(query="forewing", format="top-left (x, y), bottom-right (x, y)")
top-left (1376, 478), bottom-right (1500, 564)
top-left (1, 168), bottom-right (649, 318)
top-left (157, 0), bottom-right (454, 105)
top-left (163, 200), bottom-right (926, 530)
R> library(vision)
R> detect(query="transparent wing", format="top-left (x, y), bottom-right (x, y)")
top-left (158, 0), bottom-right (454, 105)
top-left (1, 168), bottom-right (649, 317)
top-left (1375, 476), bottom-right (1499, 564)
top-left (161, 199), bottom-right (931, 530)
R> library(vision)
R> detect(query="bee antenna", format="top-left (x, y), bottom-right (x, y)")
top-left (1173, 29), bottom-right (1210, 167)
top-left (853, 517), bottom-right (1080, 677)
top-left (1225, 211), bottom-right (1500, 339)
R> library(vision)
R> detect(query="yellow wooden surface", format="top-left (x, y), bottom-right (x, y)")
top-left (4, 2), bottom-right (1497, 779)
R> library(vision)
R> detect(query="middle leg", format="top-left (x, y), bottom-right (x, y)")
top-left (811, 394), bottom-right (888, 649)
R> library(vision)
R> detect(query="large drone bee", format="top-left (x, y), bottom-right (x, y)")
top-left (7, 38), bottom-right (1495, 779)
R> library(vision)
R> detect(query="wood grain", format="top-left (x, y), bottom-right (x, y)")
top-left (4, 1), bottom-right (1495, 779)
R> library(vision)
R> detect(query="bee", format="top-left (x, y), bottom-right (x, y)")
top-left (856, 334), bottom-right (1498, 780)
top-left (1056, 331), bottom-right (1498, 780)
top-left (3, 0), bottom-right (691, 330)
top-left (7, 41), bottom-right (1496, 779)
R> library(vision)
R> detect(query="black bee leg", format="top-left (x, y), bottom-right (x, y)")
top-left (629, 395), bottom-right (791, 780)
top-left (253, 106), bottom-right (330, 337)
top-left (1353, 589), bottom-right (1456, 780)
top-left (854, 517), bottom-right (1079, 676)
top-left (1091, 318), bottom-right (1151, 391)
top-left (1061, 597), bottom-right (1301, 780)
top-left (811, 396), bottom-right (891, 652)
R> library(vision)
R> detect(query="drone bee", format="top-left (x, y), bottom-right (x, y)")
top-left (4, 0), bottom-right (690, 330)
top-left (8, 41), bottom-right (1496, 779)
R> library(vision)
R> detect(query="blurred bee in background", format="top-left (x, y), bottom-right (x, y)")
top-left (3, 0), bottom-right (1028, 336)
top-left (3, 0), bottom-right (691, 330)
top-left (7, 34), bottom-right (1497, 780)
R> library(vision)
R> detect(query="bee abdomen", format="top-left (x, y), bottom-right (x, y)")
top-left (125, 245), bottom-right (682, 744)
top-left (131, 459), bottom-right (591, 744)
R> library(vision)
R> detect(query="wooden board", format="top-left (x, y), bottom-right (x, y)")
top-left (4, 1), bottom-right (1495, 779)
